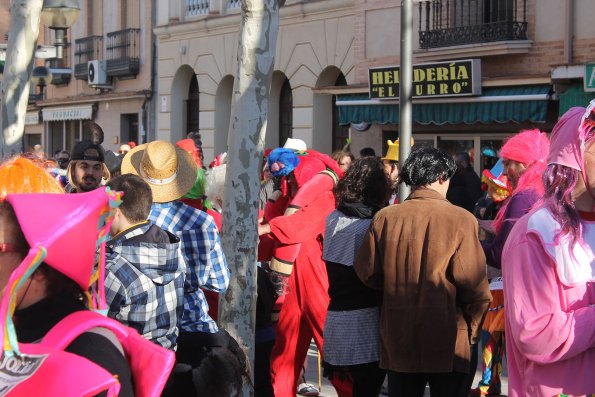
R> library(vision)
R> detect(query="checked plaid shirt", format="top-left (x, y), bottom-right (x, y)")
top-left (105, 222), bottom-right (184, 350)
top-left (149, 201), bottom-right (230, 333)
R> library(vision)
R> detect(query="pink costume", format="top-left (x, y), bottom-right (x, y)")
top-left (0, 188), bottom-right (174, 396)
top-left (502, 105), bottom-right (595, 397)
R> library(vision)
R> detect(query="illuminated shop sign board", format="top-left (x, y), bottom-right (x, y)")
top-left (368, 59), bottom-right (481, 99)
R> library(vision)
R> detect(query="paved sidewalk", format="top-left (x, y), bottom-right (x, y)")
top-left (303, 341), bottom-right (509, 397)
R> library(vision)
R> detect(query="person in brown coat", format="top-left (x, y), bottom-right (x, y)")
top-left (354, 146), bottom-right (491, 397)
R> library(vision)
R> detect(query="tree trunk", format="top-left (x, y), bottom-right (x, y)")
top-left (0, 0), bottom-right (43, 158)
top-left (219, 0), bottom-right (280, 394)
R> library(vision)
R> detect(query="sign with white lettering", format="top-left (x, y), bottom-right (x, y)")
top-left (25, 112), bottom-right (39, 125)
top-left (368, 59), bottom-right (481, 99)
top-left (584, 63), bottom-right (595, 92)
top-left (0, 353), bottom-right (47, 396)
top-left (42, 105), bottom-right (93, 121)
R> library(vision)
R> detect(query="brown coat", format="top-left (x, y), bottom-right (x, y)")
top-left (354, 187), bottom-right (491, 374)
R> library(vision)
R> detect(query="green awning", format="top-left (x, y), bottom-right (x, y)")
top-left (558, 83), bottom-right (595, 116)
top-left (337, 85), bottom-right (551, 126)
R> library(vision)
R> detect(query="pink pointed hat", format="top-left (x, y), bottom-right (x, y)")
top-left (0, 188), bottom-right (122, 357)
top-left (5, 188), bottom-right (118, 290)
top-left (547, 106), bottom-right (586, 171)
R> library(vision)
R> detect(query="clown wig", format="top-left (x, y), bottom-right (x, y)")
top-left (493, 129), bottom-right (550, 231)
top-left (499, 128), bottom-right (550, 196)
top-left (542, 103), bottom-right (595, 248)
top-left (0, 157), bottom-right (64, 200)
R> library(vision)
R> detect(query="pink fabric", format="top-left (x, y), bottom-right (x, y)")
top-left (6, 188), bottom-right (111, 290)
top-left (547, 107), bottom-right (585, 171)
top-left (42, 311), bottom-right (175, 397)
top-left (8, 343), bottom-right (120, 397)
top-left (502, 211), bottom-right (595, 397)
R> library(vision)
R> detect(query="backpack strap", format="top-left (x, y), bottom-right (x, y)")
top-left (41, 310), bottom-right (129, 350)
top-left (41, 310), bottom-right (175, 397)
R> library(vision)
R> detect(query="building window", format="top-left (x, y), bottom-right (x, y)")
top-left (279, 78), bottom-right (293, 146)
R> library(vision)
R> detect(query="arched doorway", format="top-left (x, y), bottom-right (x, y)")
top-left (332, 74), bottom-right (349, 151)
top-left (279, 78), bottom-right (293, 148)
top-left (214, 75), bottom-right (234, 155)
top-left (266, 72), bottom-right (292, 149)
top-left (314, 66), bottom-right (348, 153)
top-left (171, 65), bottom-right (197, 143)
top-left (187, 75), bottom-right (200, 135)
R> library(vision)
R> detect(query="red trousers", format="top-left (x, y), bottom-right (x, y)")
top-left (270, 245), bottom-right (352, 397)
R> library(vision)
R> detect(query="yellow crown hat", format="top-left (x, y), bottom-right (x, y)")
top-left (381, 137), bottom-right (414, 162)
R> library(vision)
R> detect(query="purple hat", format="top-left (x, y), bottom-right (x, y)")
top-left (547, 106), bottom-right (585, 171)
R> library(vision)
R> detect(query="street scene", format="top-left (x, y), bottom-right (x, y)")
top-left (0, 0), bottom-right (594, 397)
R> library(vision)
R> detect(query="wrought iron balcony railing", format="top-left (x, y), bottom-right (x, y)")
top-left (418, 0), bottom-right (528, 49)
top-left (105, 28), bottom-right (140, 78)
top-left (74, 35), bottom-right (103, 80)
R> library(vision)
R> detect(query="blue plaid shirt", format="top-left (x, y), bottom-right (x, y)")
top-left (105, 223), bottom-right (184, 350)
top-left (149, 201), bottom-right (229, 333)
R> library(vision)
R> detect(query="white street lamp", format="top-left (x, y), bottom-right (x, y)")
top-left (41, 0), bottom-right (80, 59)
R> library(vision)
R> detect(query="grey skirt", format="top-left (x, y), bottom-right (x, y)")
top-left (322, 307), bottom-right (380, 366)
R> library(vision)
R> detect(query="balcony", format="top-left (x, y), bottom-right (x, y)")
top-left (106, 28), bottom-right (140, 79)
top-left (418, 0), bottom-right (528, 50)
top-left (74, 35), bottom-right (103, 80)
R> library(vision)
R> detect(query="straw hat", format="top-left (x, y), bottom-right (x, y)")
top-left (121, 140), bottom-right (198, 203)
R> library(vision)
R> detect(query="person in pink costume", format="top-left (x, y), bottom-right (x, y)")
top-left (0, 158), bottom-right (174, 396)
top-left (258, 148), bottom-right (346, 397)
top-left (502, 101), bottom-right (595, 397)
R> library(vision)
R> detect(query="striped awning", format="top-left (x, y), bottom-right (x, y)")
top-left (558, 83), bottom-right (595, 116)
top-left (337, 85), bottom-right (551, 126)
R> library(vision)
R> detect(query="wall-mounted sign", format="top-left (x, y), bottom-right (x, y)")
top-left (42, 105), bottom-right (93, 121)
top-left (368, 59), bottom-right (481, 99)
top-left (585, 63), bottom-right (595, 92)
top-left (25, 112), bottom-right (40, 125)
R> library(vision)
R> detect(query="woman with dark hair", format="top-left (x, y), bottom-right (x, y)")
top-left (502, 102), bottom-right (595, 397)
top-left (321, 156), bottom-right (390, 397)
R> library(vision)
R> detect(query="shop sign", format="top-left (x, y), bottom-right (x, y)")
top-left (25, 112), bottom-right (39, 125)
top-left (585, 63), bottom-right (595, 92)
top-left (42, 105), bottom-right (93, 121)
top-left (368, 59), bottom-right (481, 99)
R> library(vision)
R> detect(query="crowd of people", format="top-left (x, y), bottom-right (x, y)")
top-left (0, 100), bottom-right (594, 397)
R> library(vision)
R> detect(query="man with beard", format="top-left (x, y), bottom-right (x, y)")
top-left (65, 140), bottom-right (111, 193)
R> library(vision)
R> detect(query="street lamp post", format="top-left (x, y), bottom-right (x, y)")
top-left (31, 66), bottom-right (53, 100)
top-left (41, 0), bottom-right (80, 59)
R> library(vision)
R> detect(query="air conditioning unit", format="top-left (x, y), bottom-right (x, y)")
top-left (88, 60), bottom-right (107, 85)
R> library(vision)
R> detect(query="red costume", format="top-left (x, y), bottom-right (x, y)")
top-left (259, 150), bottom-right (346, 397)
